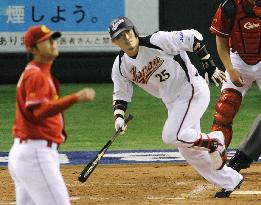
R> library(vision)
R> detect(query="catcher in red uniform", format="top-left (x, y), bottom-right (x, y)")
top-left (210, 0), bottom-right (261, 171)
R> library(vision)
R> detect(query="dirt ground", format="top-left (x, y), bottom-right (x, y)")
top-left (1, 163), bottom-right (261, 205)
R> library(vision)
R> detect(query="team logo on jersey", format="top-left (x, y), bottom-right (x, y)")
top-left (130, 57), bottom-right (164, 84)
top-left (243, 22), bottom-right (260, 30)
top-left (179, 32), bottom-right (184, 42)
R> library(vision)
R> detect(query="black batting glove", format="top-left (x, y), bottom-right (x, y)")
top-left (201, 57), bottom-right (226, 87)
top-left (193, 35), bottom-right (226, 87)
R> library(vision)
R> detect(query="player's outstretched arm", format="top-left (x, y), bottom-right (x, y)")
top-left (32, 88), bottom-right (95, 119)
top-left (76, 88), bottom-right (96, 102)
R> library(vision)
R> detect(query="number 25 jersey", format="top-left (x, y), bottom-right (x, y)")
top-left (111, 30), bottom-right (203, 104)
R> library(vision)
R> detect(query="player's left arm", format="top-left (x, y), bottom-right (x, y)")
top-left (192, 30), bottom-right (226, 86)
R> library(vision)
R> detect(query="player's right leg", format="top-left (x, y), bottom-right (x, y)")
top-left (9, 153), bottom-right (35, 205)
top-left (8, 141), bottom-right (71, 205)
top-left (24, 148), bottom-right (70, 205)
top-left (161, 77), bottom-right (243, 197)
top-left (211, 71), bottom-right (256, 148)
top-left (14, 182), bottom-right (35, 205)
top-left (162, 77), bottom-right (227, 170)
top-left (162, 77), bottom-right (210, 147)
top-left (178, 147), bottom-right (243, 198)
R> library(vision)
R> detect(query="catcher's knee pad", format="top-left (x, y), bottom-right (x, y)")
top-left (211, 88), bottom-right (242, 147)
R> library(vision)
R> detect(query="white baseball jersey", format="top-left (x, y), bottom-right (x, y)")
top-left (112, 30), bottom-right (201, 104)
top-left (111, 29), bottom-right (243, 190)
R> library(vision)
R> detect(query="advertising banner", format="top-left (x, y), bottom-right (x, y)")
top-left (0, 0), bottom-right (159, 52)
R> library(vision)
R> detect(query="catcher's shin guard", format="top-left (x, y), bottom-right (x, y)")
top-left (193, 133), bottom-right (227, 170)
top-left (211, 89), bottom-right (242, 148)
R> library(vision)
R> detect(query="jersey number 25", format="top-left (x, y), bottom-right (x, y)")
top-left (155, 69), bottom-right (170, 82)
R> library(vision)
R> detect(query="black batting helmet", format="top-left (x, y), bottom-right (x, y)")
top-left (108, 17), bottom-right (139, 39)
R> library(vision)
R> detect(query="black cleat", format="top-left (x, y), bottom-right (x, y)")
top-left (227, 150), bottom-right (252, 172)
top-left (215, 178), bottom-right (244, 198)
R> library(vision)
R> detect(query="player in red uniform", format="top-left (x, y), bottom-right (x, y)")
top-left (8, 25), bottom-right (95, 205)
top-left (210, 0), bottom-right (261, 148)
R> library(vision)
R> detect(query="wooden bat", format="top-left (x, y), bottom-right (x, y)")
top-left (78, 114), bottom-right (133, 182)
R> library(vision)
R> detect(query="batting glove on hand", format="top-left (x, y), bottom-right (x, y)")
top-left (115, 117), bottom-right (127, 134)
top-left (202, 58), bottom-right (226, 87)
top-left (204, 67), bottom-right (226, 87)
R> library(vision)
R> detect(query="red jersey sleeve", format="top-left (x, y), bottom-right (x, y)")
top-left (32, 94), bottom-right (78, 119)
top-left (24, 70), bottom-right (50, 108)
top-left (210, 5), bottom-right (232, 38)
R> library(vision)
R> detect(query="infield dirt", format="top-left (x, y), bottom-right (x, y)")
top-left (1, 163), bottom-right (261, 205)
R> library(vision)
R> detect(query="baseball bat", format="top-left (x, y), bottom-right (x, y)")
top-left (78, 114), bottom-right (133, 183)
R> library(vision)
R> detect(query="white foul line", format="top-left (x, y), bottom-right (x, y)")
top-left (232, 191), bottom-right (261, 195)
top-left (146, 196), bottom-right (186, 200)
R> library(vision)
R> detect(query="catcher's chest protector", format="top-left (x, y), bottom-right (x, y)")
top-left (229, 1), bottom-right (261, 65)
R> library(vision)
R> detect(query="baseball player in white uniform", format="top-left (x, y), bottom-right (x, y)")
top-left (108, 17), bottom-right (243, 198)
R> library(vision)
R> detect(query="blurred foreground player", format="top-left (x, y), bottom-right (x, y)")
top-left (8, 25), bottom-right (95, 205)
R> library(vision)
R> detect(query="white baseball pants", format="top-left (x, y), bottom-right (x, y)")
top-left (8, 139), bottom-right (71, 205)
top-left (162, 77), bottom-right (243, 190)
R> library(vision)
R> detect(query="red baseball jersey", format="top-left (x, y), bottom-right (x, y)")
top-left (13, 61), bottom-right (66, 144)
top-left (210, 3), bottom-right (233, 38)
top-left (210, 0), bottom-right (261, 64)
